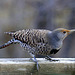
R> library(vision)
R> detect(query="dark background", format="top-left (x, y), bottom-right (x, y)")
top-left (0, 0), bottom-right (75, 58)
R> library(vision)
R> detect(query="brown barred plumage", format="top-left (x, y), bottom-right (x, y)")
top-left (5, 29), bottom-right (52, 56)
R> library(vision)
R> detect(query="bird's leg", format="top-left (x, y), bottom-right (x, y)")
top-left (33, 57), bottom-right (39, 70)
top-left (20, 42), bottom-right (40, 70)
top-left (30, 56), bottom-right (40, 71)
top-left (45, 55), bottom-right (59, 61)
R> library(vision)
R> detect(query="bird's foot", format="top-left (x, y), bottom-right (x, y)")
top-left (45, 55), bottom-right (59, 61)
top-left (30, 57), bottom-right (40, 71)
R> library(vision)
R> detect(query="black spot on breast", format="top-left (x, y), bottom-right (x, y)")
top-left (50, 48), bottom-right (61, 54)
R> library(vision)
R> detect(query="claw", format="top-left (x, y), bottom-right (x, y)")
top-left (45, 55), bottom-right (59, 61)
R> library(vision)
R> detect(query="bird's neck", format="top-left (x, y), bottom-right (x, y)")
top-left (47, 33), bottom-right (63, 49)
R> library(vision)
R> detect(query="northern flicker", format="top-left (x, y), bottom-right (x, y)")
top-left (0, 28), bottom-right (75, 70)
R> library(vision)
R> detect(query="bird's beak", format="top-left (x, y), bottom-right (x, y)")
top-left (69, 29), bottom-right (75, 34)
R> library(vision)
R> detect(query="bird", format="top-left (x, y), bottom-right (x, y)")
top-left (0, 28), bottom-right (75, 70)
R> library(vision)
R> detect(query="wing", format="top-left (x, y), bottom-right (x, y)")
top-left (11, 29), bottom-right (50, 45)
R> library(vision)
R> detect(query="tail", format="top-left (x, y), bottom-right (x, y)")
top-left (0, 39), bottom-right (14, 49)
top-left (4, 31), bottom-right (15, 36)
top-left (0, 31), bottom-right (16, 49)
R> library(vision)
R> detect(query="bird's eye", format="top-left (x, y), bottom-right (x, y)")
top-left (63, 31), bottom-right (66, 34)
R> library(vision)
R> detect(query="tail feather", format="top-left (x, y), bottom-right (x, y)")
top-left (4, 32), bottom-right (15, 36)
top-left (0, 39), bottom-right (14, 49)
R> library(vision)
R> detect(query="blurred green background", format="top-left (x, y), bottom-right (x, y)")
top-left (0, 0), bottom-right (75, 58)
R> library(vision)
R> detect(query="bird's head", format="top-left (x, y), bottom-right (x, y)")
top-left (52, 28), bottom-right (75, 40)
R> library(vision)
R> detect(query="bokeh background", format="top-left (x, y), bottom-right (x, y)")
top-left (0, 0), bottom-right (75, 58)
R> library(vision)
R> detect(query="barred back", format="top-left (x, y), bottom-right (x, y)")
top-left (5, 29), bottom-right (51, 44)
